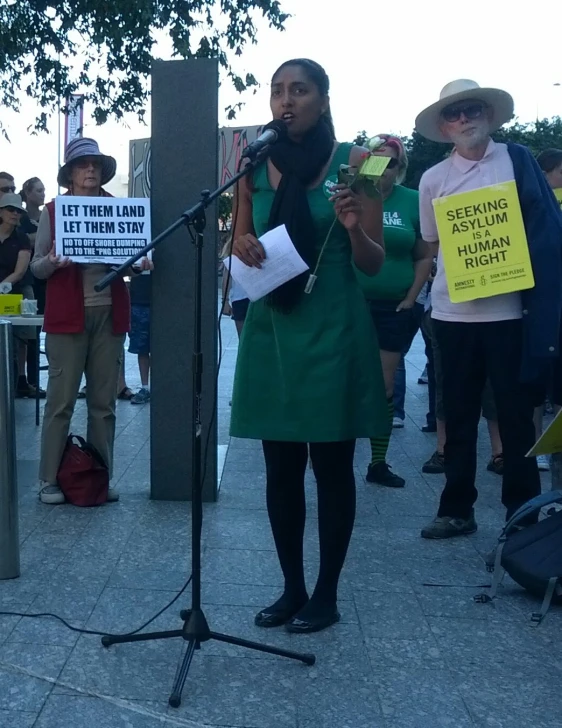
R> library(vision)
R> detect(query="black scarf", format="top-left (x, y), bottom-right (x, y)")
top-left (265, 119), bottom-right (334, 313)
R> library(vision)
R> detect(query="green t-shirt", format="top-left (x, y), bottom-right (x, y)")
top-left (355, 184), bottom-right (420, 301)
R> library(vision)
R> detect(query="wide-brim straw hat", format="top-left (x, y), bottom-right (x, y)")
top-left (57, 137), bottom-right (117, 188)
top-left (0, 193), bottom-right (26, 213)
top-left (415, 79), bottom-right (514, 143)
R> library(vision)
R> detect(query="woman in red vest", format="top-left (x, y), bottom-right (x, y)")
top-left (31, 138), bottom-right (152, 505)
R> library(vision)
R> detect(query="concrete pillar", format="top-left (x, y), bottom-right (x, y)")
top-left (150, 59), bottom-right (218, 502)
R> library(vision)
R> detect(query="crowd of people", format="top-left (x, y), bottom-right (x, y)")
top-left (1, 137), bottom-right (153, 505)
top-left (4, 55), bottom-right (562, 636)
top-left (226, 59), bottom-right (562, 633)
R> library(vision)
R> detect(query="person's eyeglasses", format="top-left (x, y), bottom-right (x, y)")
top-left (0, 185), bottom-right (16, 193)
top-left (3, 206), bottom-right (22, 214)
top-left (441, 102), bottom-right (486, 123)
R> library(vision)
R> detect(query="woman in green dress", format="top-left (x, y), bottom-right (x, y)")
top-left (230, 59), bottom-right (387, 633)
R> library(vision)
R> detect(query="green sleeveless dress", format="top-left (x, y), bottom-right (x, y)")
top-left (230, 142), bottom-right (387, 443)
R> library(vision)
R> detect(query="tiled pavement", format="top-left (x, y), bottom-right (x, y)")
top-left (1, 319), bottom-right (560, 728)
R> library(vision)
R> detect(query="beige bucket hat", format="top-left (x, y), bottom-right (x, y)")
top-left (415, 79), bottom-right (514, 143)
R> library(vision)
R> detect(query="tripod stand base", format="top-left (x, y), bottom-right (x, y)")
top-left (101, 608), bottom-right (315, 708)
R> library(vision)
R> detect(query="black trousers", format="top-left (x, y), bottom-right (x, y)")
top-left (433, 319), bottom-right (540, 520)
top-left (420, 311), bottom-right (436, 428)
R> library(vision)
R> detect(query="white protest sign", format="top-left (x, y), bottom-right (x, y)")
top-left (55, 197), bottom-right (151, 264)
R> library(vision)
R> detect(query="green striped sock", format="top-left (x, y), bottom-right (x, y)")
top-left (370, 397), bottom-right (394, 465)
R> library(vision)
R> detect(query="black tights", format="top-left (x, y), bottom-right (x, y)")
top-left (262, 439), bottom-right (356, 615)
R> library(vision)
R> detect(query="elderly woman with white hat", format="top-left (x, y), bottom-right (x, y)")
top-left (415, 80), bottom-right (562, 541)
top-left (31, 138), bottom-right (152, 505)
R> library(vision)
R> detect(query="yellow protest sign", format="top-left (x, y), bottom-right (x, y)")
top-left (359, 155), bottom-right (390, 180)
top-left (528, 409), bottom-right (562, 456)
top-left (433, 181), bottom-right (534, 303)
top-left (554, 188), bottom-right (562, 208)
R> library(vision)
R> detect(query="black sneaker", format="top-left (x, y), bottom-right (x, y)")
top-left (16, 382), bottom-right (46, 399)
top-left (366, 462), bottom-right (405, 488)
top-left (421, 422), bottom-right (437, 433)
top-left (421, 510), bottom-right (477, 539)
top-left (422, 451), bottom-right (444, 474)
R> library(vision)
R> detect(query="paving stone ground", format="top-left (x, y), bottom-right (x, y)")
top-left (1, 318), bottom-right (560, 727)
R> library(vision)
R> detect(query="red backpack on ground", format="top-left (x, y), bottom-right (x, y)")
top-left (57, 435), bottom-right (109, 506)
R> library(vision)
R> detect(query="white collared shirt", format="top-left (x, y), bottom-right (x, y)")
top-left (419, 139), bottom-right (522, 323)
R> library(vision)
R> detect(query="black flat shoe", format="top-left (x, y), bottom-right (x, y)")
top-left (285, 610), bottom-right (340, 634)
top-left (254, 609), bottom-right (295, 628)
top-left (254, 598), bottom-right (307, 628)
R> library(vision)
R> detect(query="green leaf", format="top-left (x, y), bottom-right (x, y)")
top-left (0, 0), bottom-right (290, 132)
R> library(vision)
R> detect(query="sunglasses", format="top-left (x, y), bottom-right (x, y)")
top-left (3, 206), bottom-right (22, 214)
top-left (441, 102), bottom-right (486, 123)
top-left (75, 158), bottom-right (102, 169)
top-left (0, 185), bottom-right (16, 193)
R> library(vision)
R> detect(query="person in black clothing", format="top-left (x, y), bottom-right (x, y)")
top-left (0, 194), bottom-right (30, 289)
top-left (0, 193), bottom-right (36, 393)
top-left (0, 173), bottom-right (47, 396)
top-left (129, 272), bottom-right (151, 404)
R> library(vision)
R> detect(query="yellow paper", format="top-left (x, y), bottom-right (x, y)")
top-left (359, 155), bottom-right (390, 179)
top-left (432, 182), bottom-right (535, 303)
top-left (528, 409), bottom-right (562, 456)
top-left (0, 294), bottom-right (23, 315)
top-left (554, 187), bottom-right (562, 209)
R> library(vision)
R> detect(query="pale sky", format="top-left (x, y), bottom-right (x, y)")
top-left (1, 0), bottom-right (561, 199)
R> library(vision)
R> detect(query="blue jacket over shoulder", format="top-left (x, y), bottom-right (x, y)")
top-left (508, 142), bottom-right (562, 382)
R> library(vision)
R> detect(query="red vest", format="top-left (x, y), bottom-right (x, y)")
top-left (43, 194), bottom-right (130, 335)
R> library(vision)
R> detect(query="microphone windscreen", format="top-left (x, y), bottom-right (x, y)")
top-left (263, 119), bottom-right (288, 140)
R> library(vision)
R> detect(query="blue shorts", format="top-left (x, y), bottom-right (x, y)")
top-left (129, 305), bottom-right (150, 355)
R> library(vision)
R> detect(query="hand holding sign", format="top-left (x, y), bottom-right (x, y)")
top-left (336, 139), bottom-right (390, 201)
top-left (329, 184), bottom-right (364, 232)
top-left (48, 244), bottom-right (72, 269)
top-left (132, 257), bottom-right (154, 273)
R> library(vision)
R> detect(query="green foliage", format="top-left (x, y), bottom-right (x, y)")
top-left (218, 193), bottom-right (233, 230)
top-left (357, 118), bottom-right (562, 190)
top-left (493, 117), bottom-right (562, 156)
top-left (0, 0), bottom-right (289, 133)
top-left (353, 130), bottom-right (369, 146)
top-left (402, 130), bottom-right (452, 190)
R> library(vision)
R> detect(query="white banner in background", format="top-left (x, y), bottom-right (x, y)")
top-left (64, 94), bottom-right (84, 150)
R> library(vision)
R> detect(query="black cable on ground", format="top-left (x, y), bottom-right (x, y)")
top-left (0, 173), bottom-right (244, 639)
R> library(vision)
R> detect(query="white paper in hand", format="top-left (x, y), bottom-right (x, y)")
top-left (223, 225), bottom-right (309, 302)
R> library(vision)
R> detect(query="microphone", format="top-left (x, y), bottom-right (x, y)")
top-left (241, 120), bottom-right (287, 160)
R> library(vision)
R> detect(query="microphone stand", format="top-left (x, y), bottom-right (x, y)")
top-left (95, 148), bottom-right (315, 709)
